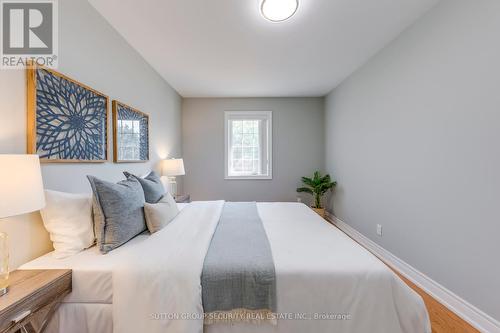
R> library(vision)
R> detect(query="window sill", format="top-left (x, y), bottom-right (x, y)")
top-left (225, 175), bottom-right (272, 180)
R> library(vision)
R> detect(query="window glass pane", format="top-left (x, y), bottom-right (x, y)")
top-left (233, 159), bottom-right (242, 171)
top-left (232, 120), bottom-right (242, 133)
top-left (242, 134), bottom-right (253, 146)
top-left (243, 121), bottom-right (254, 133)
top-left (232, 133), bottom-right (242, 146)
top-left (253, 148), bottom-right (259, 159)
top-left (232, 121), bottom-right (242, 140)
top-left (243, 160), bottom-right (253, 172)
top-left (243, 147), bottom-right (253, 160)
top-left (253, 160), bottom-right (259, 173)
top-left (232, 147), bottom-right (242, 159)
top-left (251, 134), bottom-right (259, 146)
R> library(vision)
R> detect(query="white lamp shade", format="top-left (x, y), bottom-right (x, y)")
top-left (162, 158), bottom-right (185, 176)
top-left (0, 155), bottom-right (45, 218)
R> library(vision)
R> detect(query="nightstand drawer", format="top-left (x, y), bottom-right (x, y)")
top-left (0, 270), bottom-right (71, 333)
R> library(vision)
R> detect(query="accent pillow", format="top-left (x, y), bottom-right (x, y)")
top-left (144, 193), bottom-right (180, 233)
top-left (123, 171), bottom-right (165, 203)
top-left (87, 176), bottom-right (146, 254)
top-left (40, 190), bottom-right (95, 259)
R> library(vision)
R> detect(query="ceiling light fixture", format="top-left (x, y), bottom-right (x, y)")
top-left (260, 0), bottom-right (299, 22)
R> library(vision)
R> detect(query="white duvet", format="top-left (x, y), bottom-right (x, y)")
top-left (111, 201), bottom-right (430, 333)
top-left (112, 200), bottom-right (225, 333)
top-left (22, 201), bottom-right (430, 333)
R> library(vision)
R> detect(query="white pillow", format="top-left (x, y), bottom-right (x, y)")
top-left (144, 193), bottom-right (180, 233)
top-left (41, 190), bottom-right (95, 258)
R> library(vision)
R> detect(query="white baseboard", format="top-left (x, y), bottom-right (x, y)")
top-left (325, 212), bottom-right (500, 333)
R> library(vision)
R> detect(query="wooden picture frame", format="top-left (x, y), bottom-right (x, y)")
top-left (26, 64), bottom-right (109, 163)
top-left (112, 100), bottom-right (150, 163)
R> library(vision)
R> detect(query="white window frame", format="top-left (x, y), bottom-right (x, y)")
top-left (224, 111), bottom-right (272, 180)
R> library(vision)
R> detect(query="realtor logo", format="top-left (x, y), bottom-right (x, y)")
top-left (1, 0), bottom-right (58, 69)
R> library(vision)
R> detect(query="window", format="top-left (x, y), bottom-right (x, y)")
top-left (225, 111), bottom-right (272, 179)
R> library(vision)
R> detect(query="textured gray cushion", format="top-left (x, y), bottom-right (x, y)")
top-left (87, 176), bottom-right (146, 254)
top-left (123, 171), bottom-right (165, 203)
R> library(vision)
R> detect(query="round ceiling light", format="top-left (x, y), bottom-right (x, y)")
top-left (260, 0), bottom-right (299, 22)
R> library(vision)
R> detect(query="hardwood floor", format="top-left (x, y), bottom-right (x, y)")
top-left (326, 219), bottom-right (479, 333)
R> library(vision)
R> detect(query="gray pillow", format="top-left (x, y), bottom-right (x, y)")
top-left (87, 176), bottom-right (146, 254)
top-left (123, 171), bottom-right (165, 203)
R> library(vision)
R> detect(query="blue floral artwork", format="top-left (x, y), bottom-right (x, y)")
top-left (33, 68), bottom-right (108, 161)
top-left (113, 101), bottom-right (149, 162)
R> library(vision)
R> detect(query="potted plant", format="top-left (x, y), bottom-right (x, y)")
top-left (296, 171), bottom-right (337, 218)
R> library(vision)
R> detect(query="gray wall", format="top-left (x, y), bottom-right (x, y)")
top-left (0, 0), bottom-right (182, 268)
top-left (325, 0), bottom-right (500, 321)
top-left (183, 98), bottom-right (324, 203)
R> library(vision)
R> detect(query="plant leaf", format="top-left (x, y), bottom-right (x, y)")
top-left (296, 187), bottom-right (313, 194)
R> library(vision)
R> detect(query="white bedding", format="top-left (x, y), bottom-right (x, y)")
top-left (21, 201), bottom-right (430, 333)
top-left (21, 245), bottom-right (113, 303)
top-left (21, 203), bottom-right (190, 304)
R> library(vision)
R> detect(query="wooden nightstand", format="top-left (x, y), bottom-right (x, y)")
top-left (174, 194), bottom-right (191, 203)
top-left (0, 269), bottom-right (71, 333)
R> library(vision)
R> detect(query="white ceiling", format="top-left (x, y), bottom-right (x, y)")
top-left (88, 0), bottom-right (439, 97)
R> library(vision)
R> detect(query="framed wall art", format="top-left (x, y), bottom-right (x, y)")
top-left (112, 100), bottom-right (150, 163)
top-left (27, 65), bottom-right (109, 162)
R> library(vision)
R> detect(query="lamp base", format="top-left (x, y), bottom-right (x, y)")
top-left (168, 177), bottom-right (178, 196)
top-left (0, 286), bottom-right (7, 296)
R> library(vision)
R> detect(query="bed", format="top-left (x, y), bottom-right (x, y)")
top-left (21, 201), bottom-right (430, 333)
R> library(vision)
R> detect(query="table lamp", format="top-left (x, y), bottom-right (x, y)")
top-left (0, 155), bottom-right (45, 296)
top-left (162, 158), bottom-right (185, 197)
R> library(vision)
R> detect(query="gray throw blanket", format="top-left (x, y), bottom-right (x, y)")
top-left (201, 202), bottom-right (277, 324)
